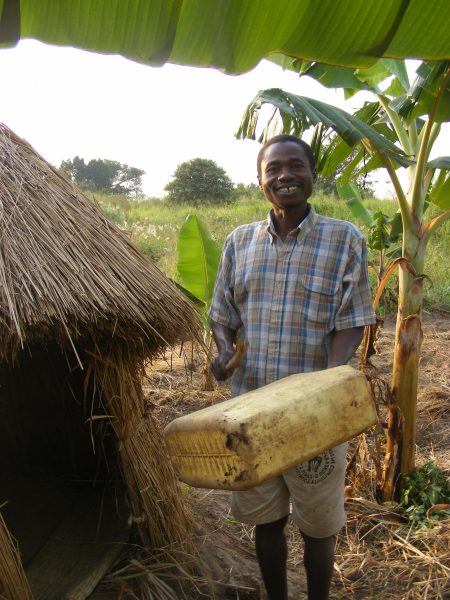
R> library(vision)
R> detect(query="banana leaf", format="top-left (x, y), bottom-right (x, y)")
top-left (336, 179), bottom-right (373, 228)
top-left (429, 171), bottom-right (450, 209)
top-left (368, 211), bottom-right (391, 251)
top-left (1, 1), bottom-right (450, 73)
top-left (237, 89), bottom-right (411, 168)
top-left (177, 214), bottom-right (221, 308)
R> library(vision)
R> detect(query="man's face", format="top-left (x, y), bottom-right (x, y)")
top-left (258, 141), bottom-right (315, 212)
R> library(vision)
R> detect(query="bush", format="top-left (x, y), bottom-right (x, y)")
top-left (164, 158), bottom-right (234, 205)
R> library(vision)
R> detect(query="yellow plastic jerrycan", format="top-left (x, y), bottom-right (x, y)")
top-left (164, 365), bottom-right (377, 490)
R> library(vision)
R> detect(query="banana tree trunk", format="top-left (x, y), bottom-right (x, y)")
top-left (381, 225), bottom-right (425, 500)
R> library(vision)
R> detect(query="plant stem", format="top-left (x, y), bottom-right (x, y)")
top-left (379, 153), bottom-right (414, 232)
top-left (411, 67), bottom-right (450, 217)
top-left (378, 95), bottom-right (412, 155)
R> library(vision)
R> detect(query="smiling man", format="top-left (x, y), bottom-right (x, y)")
top-left (210, 134), bottom-right (375, 600)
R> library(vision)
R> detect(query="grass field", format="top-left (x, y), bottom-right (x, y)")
top-left (91, 192), bottom-right (450, 311)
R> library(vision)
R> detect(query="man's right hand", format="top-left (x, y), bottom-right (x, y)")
top-left (210, 319), bottom-right (240, 381)
top-left (210, 349), bottom-right (237, 381)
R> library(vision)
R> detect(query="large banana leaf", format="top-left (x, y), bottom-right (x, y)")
top-left (237, 88), bottom-right (411, 168)
top-left (1, 1), bottom-right (450, 73)
top-left (177, 214), bottom-right (221, 308)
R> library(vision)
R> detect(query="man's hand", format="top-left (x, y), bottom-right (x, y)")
top-left (328, 326), bottom-right (365, 369)
top-left (210, 349), bottom-right (237, 381)
top-left (210, 319), bottom-right (239, 381)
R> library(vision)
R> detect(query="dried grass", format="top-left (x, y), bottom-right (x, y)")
top-left (88, 341), bottom-right (196, 554)
top-left (103, 545), bottom-right (212, 599)
top-left (332, 499), bottom-right (450, 599)
top-left (0, 511), bottom-right (32, 600)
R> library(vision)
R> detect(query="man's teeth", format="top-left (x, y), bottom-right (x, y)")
top-left (279, 186), bottom-right (297, 192)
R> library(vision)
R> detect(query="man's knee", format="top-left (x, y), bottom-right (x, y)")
top-left (256, 515), bottom-right (289, 536)
top-left (300, 531), bottom-right (335, 546)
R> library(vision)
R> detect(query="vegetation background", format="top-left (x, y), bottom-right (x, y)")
top-left (91, 190), bottom-right (449, 313)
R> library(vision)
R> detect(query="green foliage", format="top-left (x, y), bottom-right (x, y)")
top-left (177, 215), bottom-right (221, 310)
top-left (165, 158), bottom-right (234, 205)
top-left (336, 180), bottom-right (399, 252)
top-left (4, 3), bottom-right (450, 73)
top-left (232, 182), bottom-right (263, 201)
top-left (60, 156), bottom-right (145, 196)
top-left (399, 460), bottom-right (450, 526)
top-left (176, 215), bottom-right (222, 356)
top-left (92, 192), bottom-right (449, 311)
top-left (368, 212), bottom-right (391, 252)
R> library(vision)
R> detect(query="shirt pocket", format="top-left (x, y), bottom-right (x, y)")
top-left (301, 274), bottom-right (341, 323)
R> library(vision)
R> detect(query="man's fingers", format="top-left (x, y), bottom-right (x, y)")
top-left (225, 339), bottom-right (248, 371)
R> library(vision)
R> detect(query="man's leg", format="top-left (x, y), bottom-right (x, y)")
top-left (301, 532), bottom-right (335, 600)
top-left (255, 515), bottom-right (289, 600)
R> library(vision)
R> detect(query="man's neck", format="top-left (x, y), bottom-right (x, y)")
top-left (271, 204), bottom-right (309, 241)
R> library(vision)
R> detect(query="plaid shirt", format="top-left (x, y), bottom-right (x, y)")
top-left (210, 205), bottom-right (375, 397)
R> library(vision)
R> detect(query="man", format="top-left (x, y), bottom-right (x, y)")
top-left (210, 134), bottom-right (375, 600)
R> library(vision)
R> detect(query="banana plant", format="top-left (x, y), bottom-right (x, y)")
top-left (336, 180), bottom-right (401, 292)
top-left (176, 214), bottom-right (222, 390)
top-left (237, 59), bottom-right (450, 500)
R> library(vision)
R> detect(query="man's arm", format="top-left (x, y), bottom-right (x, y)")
top-left (210, 320), bottom-right (238, 381)
top-left (327, 326), bottom-right (365, 369)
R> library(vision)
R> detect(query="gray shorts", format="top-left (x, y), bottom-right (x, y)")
top-left (231, 442), bottom-right (348, 538)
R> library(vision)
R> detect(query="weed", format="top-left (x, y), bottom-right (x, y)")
top-left (399, 459), bottom-right (450, 526)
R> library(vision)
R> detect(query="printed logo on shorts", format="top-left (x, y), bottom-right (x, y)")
top-left (295, 450), bottom-right (336, 484)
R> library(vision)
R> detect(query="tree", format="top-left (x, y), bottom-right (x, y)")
top-left (164, 158), bottom-right (233, 205)
top-left (60, 157), bottom-right (145, 196)
top-left (237, 59), bottom-right (450, 499)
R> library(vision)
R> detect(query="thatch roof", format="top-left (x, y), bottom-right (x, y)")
top-left (0, 124), bottom-right (199, 360)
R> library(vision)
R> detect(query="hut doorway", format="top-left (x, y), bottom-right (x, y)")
top-left (0, 343), bottom-right (129, 598)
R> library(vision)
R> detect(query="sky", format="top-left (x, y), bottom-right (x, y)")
top-left (0, 40), bottom-right (447, 198)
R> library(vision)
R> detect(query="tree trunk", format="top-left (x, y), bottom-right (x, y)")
top-left (381, 228), bottom-right (425, 501)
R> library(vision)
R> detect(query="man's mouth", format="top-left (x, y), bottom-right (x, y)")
top-left (276, 184), bottom-right (301, 193)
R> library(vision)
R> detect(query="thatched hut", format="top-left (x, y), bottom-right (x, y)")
top-left (0, 124), bottom-right (200, 598)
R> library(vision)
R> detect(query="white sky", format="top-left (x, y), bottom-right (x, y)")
top-left (0, 40), bottom-right (447, 198)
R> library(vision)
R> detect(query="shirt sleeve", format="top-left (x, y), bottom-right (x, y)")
top-left (209, 234), bottom-right (243, 330)
top-left (334, 233), bottom-right (376, 330)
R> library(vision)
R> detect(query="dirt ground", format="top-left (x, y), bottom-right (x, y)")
top-left (145, 311), bottom-right (449, 600)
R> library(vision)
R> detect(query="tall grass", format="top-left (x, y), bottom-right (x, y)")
top-left (90, 192), bottom-right (449, 311)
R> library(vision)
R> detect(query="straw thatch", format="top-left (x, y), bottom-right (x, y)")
top-left (0, 123), bottom-right (198, 363)
top-left (0, 123), bottom-right (202, 596)
top-left (0, 512), bottom-right (32, 600)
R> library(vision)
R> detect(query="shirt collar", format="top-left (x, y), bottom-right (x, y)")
top-left (266, 204), bottom-right (316, 244)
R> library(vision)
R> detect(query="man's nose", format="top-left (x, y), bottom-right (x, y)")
top-left (278, 167), bottom-right (294, 180)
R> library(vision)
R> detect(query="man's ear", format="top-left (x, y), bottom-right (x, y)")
top-left (257, 174), bottom-right (262, 188)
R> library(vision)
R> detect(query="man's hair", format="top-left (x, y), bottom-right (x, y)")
top-left (257, 134), bottom-right (316, 178)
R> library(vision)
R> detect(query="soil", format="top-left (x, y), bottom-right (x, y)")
top-left (145, 311), bottom-right (450, 600)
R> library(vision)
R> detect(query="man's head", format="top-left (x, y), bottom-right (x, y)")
top-left (256, 135), bottom-right (316, 180)
top-left (257, 135), bottom-right (316, 214)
